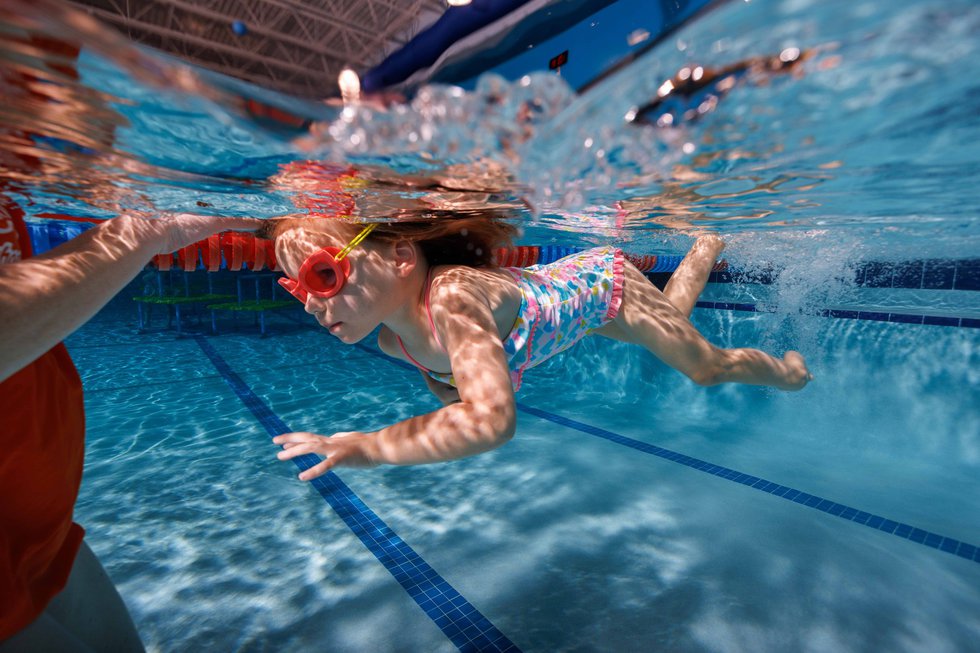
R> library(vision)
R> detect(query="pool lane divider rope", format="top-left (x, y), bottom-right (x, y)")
top-left (37, 218), bottom-right (969, 329)
top-left (26, 220), bottom-right (980, 297)
top-left (353, 344), bottom-right (980, 567)
top-left (193, 336), bottom-right (521, 653)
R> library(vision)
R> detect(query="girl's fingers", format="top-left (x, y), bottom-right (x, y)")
top-left (274, 432), bottom-right (355, 479)
top-left (298, 456), bottom-right (337, 481)
top-left (277, 442), bottom-right (317, 460)
top-left (272, 431), bottom-right (318, 445)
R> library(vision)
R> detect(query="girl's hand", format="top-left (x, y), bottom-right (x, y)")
top-left (272, 431), bottom-right (379, 481)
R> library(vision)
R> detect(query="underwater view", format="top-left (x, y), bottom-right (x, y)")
top-left (1, 0), bottom-right (978, 650)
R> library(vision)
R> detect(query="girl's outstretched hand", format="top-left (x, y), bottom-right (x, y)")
top-left (272, 431), bottom-right (378, 481)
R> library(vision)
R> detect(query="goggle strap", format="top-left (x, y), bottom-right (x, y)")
top-left (334, 223), bottom-right (376, 262)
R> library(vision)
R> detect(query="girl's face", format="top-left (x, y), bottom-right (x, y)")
top-left (276, 222), bottom-right (405, 344)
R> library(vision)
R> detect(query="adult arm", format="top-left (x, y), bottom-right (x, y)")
top-left (0, 212), bottom-right (260, 382)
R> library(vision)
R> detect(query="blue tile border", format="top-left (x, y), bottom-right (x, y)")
top-left (514, 404), bottom-right (980, 566)
top-left (921, 260), bottom-right (956, 290)
top-left (693, 301), bottom-right (979, 329)
top-left (956, 260), bottom-right (980, 291)
top-left (195, 337), bottom-right (520, 653)
top-left (668, 258), bottom-right (980, 291)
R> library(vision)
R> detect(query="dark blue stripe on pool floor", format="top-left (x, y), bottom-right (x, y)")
top-left (195, 336), bottom-right (520, 653)
top-left (354, 343), bottom-right (980, 565)
top-left (516, 403), bottom-right (980, 565)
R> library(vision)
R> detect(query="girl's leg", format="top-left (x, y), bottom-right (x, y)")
top-left (662, 234), bottom-right (725, 318)
top-left (596, 263), bottom-right (811, 390)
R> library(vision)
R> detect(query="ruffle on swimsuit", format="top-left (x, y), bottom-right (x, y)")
top-left (397, 246), bottom-right (625, 390)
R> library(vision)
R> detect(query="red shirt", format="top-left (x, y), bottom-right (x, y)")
top-left (0, 195), bottom-right (86, 639)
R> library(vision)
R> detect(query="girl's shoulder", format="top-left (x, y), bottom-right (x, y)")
top-left (429, 265), bottom-right (514, 297)
top-left (428, 265), bottom-right (522, 328)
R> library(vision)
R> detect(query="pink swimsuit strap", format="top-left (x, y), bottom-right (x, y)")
top-left (395, 268), bottom-right (447, 374)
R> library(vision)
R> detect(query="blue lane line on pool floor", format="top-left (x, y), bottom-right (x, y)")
top-left (194, 337), bottom-right (520, 653)
top-left (352, 343), bottom-right (980, 567)
top-left (694, 300), bottom-right (980, 329)
top-left (517, 403), bottom-right (980, 566)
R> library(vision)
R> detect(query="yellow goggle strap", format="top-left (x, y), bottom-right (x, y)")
top-left (334, 223), bottom-right (377, 262)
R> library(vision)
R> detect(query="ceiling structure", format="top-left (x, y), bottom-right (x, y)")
top-left (64, 0), bottom-right (450, 98)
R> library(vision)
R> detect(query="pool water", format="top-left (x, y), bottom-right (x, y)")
top-left (67, 287), bottom-right (978, 652)
top-left (3, 0), bottom-right (979, 650)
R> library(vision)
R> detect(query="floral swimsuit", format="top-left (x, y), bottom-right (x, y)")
top-left (397, 247), bottom-right (626, 390)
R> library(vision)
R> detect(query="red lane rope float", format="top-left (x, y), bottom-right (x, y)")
top-left (153, 253), bottom-right (173, 271)
top-left (494, 246), bottom-right (539, 267)
top-left (177, 242), bottom-right (198, 272)
top-left (203, 235), bottom-right (221, 272)
top-left (624, 253), bottom-right (658, 272)
top-left (264, 238), bottom-right (281, 271)
top-left (221, 232), bottom-right (246, 271)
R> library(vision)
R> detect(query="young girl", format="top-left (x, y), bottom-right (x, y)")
top-left (261, 215), bottom-right (811, 480)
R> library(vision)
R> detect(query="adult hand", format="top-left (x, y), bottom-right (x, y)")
top-left (273, 431), bottom-right (379, 481)
top-left (126, 212), bottom-right (263, 255)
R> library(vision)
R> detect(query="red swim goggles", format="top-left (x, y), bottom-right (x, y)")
top-left (278, 224), bottom-right (376, 302)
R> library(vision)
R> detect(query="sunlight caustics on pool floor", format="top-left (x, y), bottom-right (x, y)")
top-left (195, 336), bottom-right (521, 653)
top-left (160, 318), bottom-right (978, 652)
top-left (67, 291), bottom-right (980, 652)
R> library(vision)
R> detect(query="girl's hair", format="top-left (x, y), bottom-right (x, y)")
top-left (257, 211), bottom-right (519, 268)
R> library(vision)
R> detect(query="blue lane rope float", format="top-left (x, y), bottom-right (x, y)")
top-left (25, 219), bottom-right (94, 255)
top-left (537, 245), bottom-right (581, 265)
top-left (195, 336), bottom-right (521, 653)
top-left (650, 254), bottom-right (683, 273)
top-left (353, 344), bottom-right (980, 567)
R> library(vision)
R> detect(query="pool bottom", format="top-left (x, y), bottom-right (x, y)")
top-left (69, 301), bottom-right (980, 652)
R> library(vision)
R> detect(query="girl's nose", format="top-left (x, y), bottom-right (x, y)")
top-left (303, 296), bottom-right (320, 315)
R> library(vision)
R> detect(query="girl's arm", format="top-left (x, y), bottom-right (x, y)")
top-left (0, 212), bottom-right (260, 382)
top-left (274, 274), bottom-right (516, 479)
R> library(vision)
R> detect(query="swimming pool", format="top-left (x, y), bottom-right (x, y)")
top-left (5, 0), bottom-right (980, 650)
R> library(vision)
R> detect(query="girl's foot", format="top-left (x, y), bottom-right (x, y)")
top-left (779, 351), bottom-right (813, 391)
top-left (693, 233), bottom-right (725, 260)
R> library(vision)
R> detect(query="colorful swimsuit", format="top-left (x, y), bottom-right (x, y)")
top-left (397, 247), bottom-right (625, 390)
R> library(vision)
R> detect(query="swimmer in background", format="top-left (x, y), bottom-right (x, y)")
top-left (631, 47), bottom-right (838, 127)
top-left (259, 215), bottom-right (812, 479)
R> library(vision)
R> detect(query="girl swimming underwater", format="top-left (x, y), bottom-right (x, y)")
top-left (259, 215), bottom-right (811, 479)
